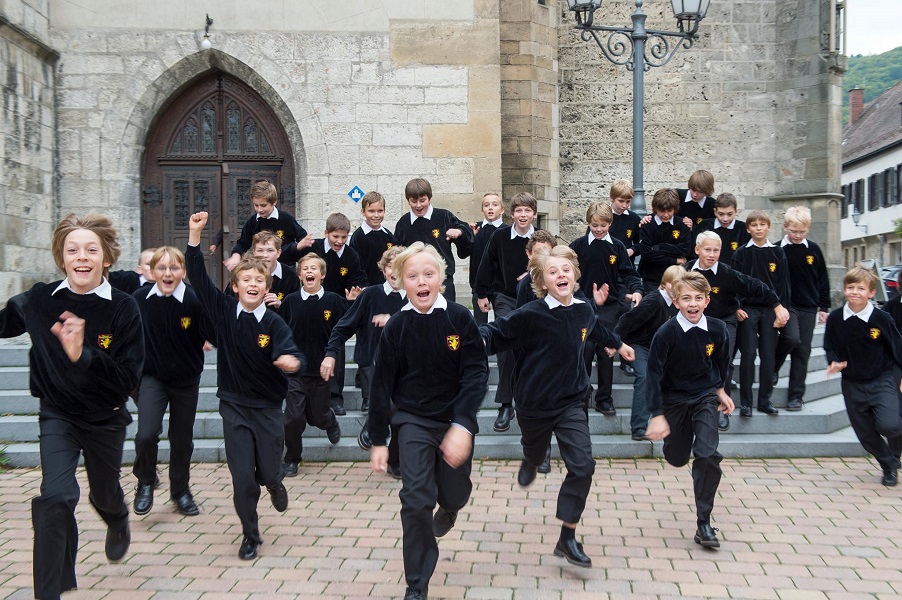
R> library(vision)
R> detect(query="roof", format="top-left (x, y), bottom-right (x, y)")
top-left (842, 78), bottom-right (902, 166)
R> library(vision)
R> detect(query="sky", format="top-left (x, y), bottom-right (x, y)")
top-left (845, 0), bottom-right (902, 56)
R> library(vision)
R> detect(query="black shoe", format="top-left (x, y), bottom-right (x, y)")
top-left (739, 406), bottom-right (753, 418)
top-left (387, 464), bottom-right (403, 480)
top-left (517, 460), bottom-right (537, 487)
top-left (267, 483), bottom-right (289, 512)
top-left (619, 362), bottom-right (636, 376)
top-left (771, 371), bottom-right (779, 387)
top-left (757, 404), bottom-right (779, 415)
top-left (173, 491), bottom-right (200, 516)
top-left (694, 524), bottom-right (720, 548)
top-left (284, 461), bottom-right (299, 477)
top-left (432, 506), bottom-right (458, 537)
top-left (105, 523), bottom-right (130, 562)
top-left (595, 400), bottom-right (616, 416)
top-left (718, 412), bottom-right (730, 432)
top-left (238, 536), bottom-right (259, 560)
top-left (882, 468), bottom-right (898, 486)
top-left (357, 427), bottom-right (372, 451)
top-left (133, 482), bottom-right (154, 515)
top-left (327, 421), bottom-right (342, 444)
top-left (537, 445), bottom-right (552, 474)
top-left (493, 405), bottom-right (515, 432)
top-left (553, 537), bottom-right (592, 567)
top-left (360, 398), bottom-right (369, 414)
top-left (631, 430), bottom-right (648, 441)
top-left (403, 587), bottom-right (428, 600)
top-left (331, 402), bottom-right (346, 416)
top-left (786, 399), bottom-right (803, 411)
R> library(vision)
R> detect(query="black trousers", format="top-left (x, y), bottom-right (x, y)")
top-left (720, 314), bottom-right (738, 397)
top-left (583, 302), bottom-right (621, 405)
top-left (774, 308), bottom-right (811, 403)
top-left (841, 372), bottom-right (902, 472)
top-left (330, 345), bottom-right (346, 408)
top-left (472, 292), bottom-right (489, 326)
top-left (284, 373), bottom-right (337, 463)
top-left (132, 375), bottom-right (200, 498)
top-left (359, 364), bottom-right (374, 403)
top-left (519, 404), bottom-right (596, 523)
top-left (662, 395), bottom-right (723, 527)
top-left (220, 400), bottom-right (284, 544)
top-left (33, 410), bottom-right (130, 600)
top-left (492, 293), bottom-right (517, 406)
top-left (738, 306), bottom-right (780, 407)
top-left (395, 411), bottom-right (473, 591)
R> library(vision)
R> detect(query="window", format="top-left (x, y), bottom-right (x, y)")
top-left (854, 179), bottom-right (865, 214)
top-left (876, 171), bottom-right (887, 208)
top-left (844, 247), bottom-right (849, 268)
top-left (868, 174), bottom-right (878, 211)
top-left (842, 184), bottom-right (850, 218)
top-left (889, 166), bottom-right (900, 206)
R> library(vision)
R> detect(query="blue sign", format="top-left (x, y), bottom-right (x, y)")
top-left (348, 186), bottom-right (365, 202)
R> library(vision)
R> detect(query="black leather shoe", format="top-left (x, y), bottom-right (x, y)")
top-left (327, 421), bottom-right (341, 444)
top-left (553, 537), bottom-right (592, 567)
top-left (631, 430), bottom-right (648, 441)
top-left (403, 587), bottom-right (428, 600)
top-left (493, 405), bottom-right (515, 432)
top-left (357, 427), bottom-right (372, 451)
top-left (331, 402), bottom-right (346, 416)
top-left (786, 399), bottom-right (803, 411)
top-left (694, 524), bottom-right (720, 548)
top-left (360, 398), bottom-right (369, 414)
top-left (595, 400), bottom-right (616, 416)
top-left (537, 445), bottom-right (552, 474)
top-left (619, 362), bottom-right (636, 376)
top-left (517, 460), bottom-right (537, 487)
top-left (238, 536), bottom-right (259, 560)
top-left (739, 406), bottom-right (753, 418)
top-left (133, 482), bottom-right (154, 515)
top-left (284, 461), bottom-right (299, 477)
top-left (105, 523), bottom-right (130, 562)
top-left (771, 371), bottom-right (779, 387)
top-left (757, 403), bottom-right (779, 415)
top-left (882, 468), bottom-right (898, 486)
top-left (432, 506), bottom-right (457, 537)
top-left (173, 491), bottom-right (200, 516)
top-left (718, 412), bottom-right (730, 432)
top-left (387, 464), bottom-right (403, 480)
top-left (267, 483), bottom-right (289, 512)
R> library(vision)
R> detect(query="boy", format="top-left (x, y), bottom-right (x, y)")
top-left (369, 242), bottom-right (488, 600)
top-left (108, 246), bottom-right (156, 294)
top-left (475, 192), bottom-right (537, 432)
top-left (637, 188), bottom-right (691, 294)
top-left (278, 253), bottom-right (347, 476)
top-left (0, 214), bottom-right (144, 599)
top-left (349, 191), bottom-right (397, 286)
top-left (825, 267), bottom-right (902, 486)
top-left (732, 211), bottom-right (794, 417)
top-left (646, 271), bottom-right (734, 549)
top-left (186, 211), bottom-right (301, 561)
top-left (570, 202), bottom-right (643, 415)
top-left (608, 179), bottom-right (641, 266)
top-left (515, 230), bottom-right (558, 308)
top-left (695, 193), bottom-right (750, 266)
top-left (481, 246), bottom-right (634, 568)
top-left (675, 169), bottom-right (716, 230)
top-left (393, 177), bottom-right (474, 302)
top-left (469, 192), bottom-right (505, 326)
top-left (226, 231), bottom-right (300, 310)
top-left (132, 246), bottom-right (214, 517)
top-left (223, 180), bottom-right (313, 270)
top-left (773, 206), bottom-right (831, 411)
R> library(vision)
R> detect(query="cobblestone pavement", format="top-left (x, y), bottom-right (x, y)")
top-left (1, 458), bottom-right (900, 599)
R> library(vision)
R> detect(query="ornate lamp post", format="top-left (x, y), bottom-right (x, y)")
top-left (566, 0), bottom-right (709, 213)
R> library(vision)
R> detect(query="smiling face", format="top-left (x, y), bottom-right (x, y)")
top-left (402, 252), bottom-right (442, 312)
top-left (299, 258), bottom-right (325, 293)
top-left (511, 205), bottom-right (536, 234)
top-left (63, 228), bottom-right (110, 294)
top-left (674, 285), bottom-right (710, 324)
top-left (747, 219), bottom-right (770, 243)
top-left (407, 194), bottom-right (431, 217)
top-left (540, 255), bottom-right (577, 304)
top-left (481, 194), bottom-right (503, 222)
top-left (231, 266), bottom-right (269, 311)
top-left (588, 216), bottom-right (611, 240)
top-left (382, 262), bottom-right (400, 290)
top-left (253, 241), bottom-right (281, 273)
top-left (695, 239), bottom-right (721, 269)
top-left (326, 229), bottom-right (349, 252)
top-left (152, 252), bottom-right (185, 296)
top-left (362, 201), bottom-right (385, 229)
top-left (844, 280), bottom-right (876, 313)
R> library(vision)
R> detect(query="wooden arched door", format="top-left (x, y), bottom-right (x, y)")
top-left (142, 72), bottom-right (296, 286)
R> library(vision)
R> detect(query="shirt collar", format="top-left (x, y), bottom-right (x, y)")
top-left (684, 190), bottom-right (707, 208)
top-left (382, 281), bottom-right (407, 298)
top-left (52, 277), bottom-right (113, 300)
top-left (658, 288), bottom-right (674, 306)
top-left (360, 222), bottom-right (384, 234)
top-left (138, 275), bottom-right (149, 286)
top-left (326, 243), bottom-right (345, 258)
top-left (401, 292), bottom-right (447, 314)
top-left (843, 301), bottom-right (874, 322)
top-left (235, 301), bottom-right (267, 322)
top-left (691, 260), bottom-right (719, 275)
top-left (676, 312), bottom-right (708, 332)
top-left (409, 204), bottom-right (434, 223)
top-left (654, 215), bottom-right (674, 226)
top-left (257, 206), bottom-right (279, 220)
top-left (587, 232), bottom-right (613, 245)
top-left (544, 295), bottom-right (586, 309)
top-left (612, 208), bottom-right (630, 216)
top-left (146, 280), bottom-right (187, 302)
top-left (482, 217), bottom-right (503, 228)
top-left (745, 238), bottom-right (775, 248)
top-left (780, 236), bottom-right (809, 248)
top-left (272, 261), bottom-right (283, 279)
top-left (301, 287), bottom-right (325, 301)
top-left (714, 220), bottom-right (735, 230)
top-left (511, 225), bottom-right (535, 240)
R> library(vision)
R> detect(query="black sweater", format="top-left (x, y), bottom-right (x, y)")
top-left (824, 306), bottom-right (902, 382)
top-left (610, 210), bottom-right (642, 261)
top-left (108, 270), bottom-right (151, 295)
top-left (731, 242), bottom-right (791, 307)
top-left (688, 260), bottom-right (781, 319)
top-left (646, 316), bottom-right (730, 416)
top-left (310, 239), bottom-right (368, 295)
top-left (469, 222), bottom-right (500, 289)
top-left (133, 284), bottom-right (214, 386)
top-left (475, 226), bottom-right (530, 299)
top-left (279, 290), bottom-right (347, 377)
top-left (637, 218), bottom-right (692, 284)
top-left (394, 208), bottom-right (474, 275)
top-left (695, 219), bottom-right (750, 266)
top-left (614, 289), bottom-right (677, 348)
top-left (0, 281), bottom-right (144, 421)
top-left (186, 244), bottom-right (300, 407)
top-left (481, 299), bottom-right (621, 416)
top-left (225, 264), bottom-right (300, 310)
top-left (324, 284), bottom-right (406, 366)
top-left (231, 209), bottom-right (309, 266)
top-left (675, 190), bottom-right (716, 228)
top-left (569, 235), bottom-right (642, 307)
top-left (349, 226), bottom-right (396, 286)
top-left (781, 240), bottom-right (831, 312)
top-left (370, 301), bottom-right (488, 445)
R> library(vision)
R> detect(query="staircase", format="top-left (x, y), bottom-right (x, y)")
top-left (0, 329), bottom-right (866, 467)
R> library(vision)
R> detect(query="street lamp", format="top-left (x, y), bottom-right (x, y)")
top-left (851, 207), bottom-right (868, 234)
top-left (566, 0), bottom-right (709, 214)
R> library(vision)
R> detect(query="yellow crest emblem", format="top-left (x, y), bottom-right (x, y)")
top-left (97, 334), bottom-right (113, 349)
top-left (672, 230), bottom-right (680, 240)
top-left (731, 241), bottom-right (738, 251)
top-left (340, 267), bottom-right (348, 277)
top-left (608, 254), bottom-right (617, 265)
top-left (386, 243), bottom-right (393, 249)
top-left (257, 334), bottom-right (270, 348)
top-left (697, 217), bottom-right (703, 225)
top-left (705, 343), bottom-right (714, 357)
top-left (324, 310), bottom-right (332, 321)
top-left (806, 255), bottom-right (814, 265)
top-left (768, 262), bottom-right (777, 273)
top-left (626, 229), bottom-right (633, 238)
top-left (870, 328), bottom-right (881, 340)
top-left (180, 317), bottom-right (191, 330)
top-left (277, 292), bottom-right (284, 301)
top-left (711, 286), bottom-right (720, 294)
top-left (446, 335), bottom-right (460, 351)
top-left (581, 328), bottom-right (587, 342)
top-left (276, 230), bottom-right (285, 239)
top-left (432, 229), bottom-right (440, 239)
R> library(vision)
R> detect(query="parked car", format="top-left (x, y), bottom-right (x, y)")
top-left (881, 265), bottom-right (902, 295)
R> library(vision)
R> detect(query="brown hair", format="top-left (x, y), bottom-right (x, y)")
top-left (659, 265), bottom-right (685, 290)
top-left (252, 230), bottom-right (282, 251)
top-left (526, 230), bottom-right (557, 254)
top-left (687, 170), bottom-right (715, 196)
top-left (651, 188), bottom-right (680, 213)
top-left (251, 180), bottom-right (278, 205)
top-left (361, 191), bottom-right (385, 210)
top-left (586, 201), bottom-right (613, 224)
top-left (510, 192), bottom-right (538, 213)
top-left (528, 246), bottom-right (581, 299)
top-left (229, 256), bottom-right (272, 289)
top-left (745, 210), bottom-right (771, 227)
top-left (715, 193), bottom-right (737, 210)
top-left (325, 212), bottom-right (352, 233)
top-left (377, 245), bottom-right (406, 270)
top-left (610, 179), bottom-right (634, 200)
top-left (405, 178), bottom-right (433, 200)
top-left (149, 246), bottom-right (185, 270)
top-left (672, 270), bottom-right (711, 297)
top-left (298, 252), bottom-right (327, 277)
top-left (843, 266), bottom-right (878, 291)
top-left (51, 213), bottom-right (121, 277)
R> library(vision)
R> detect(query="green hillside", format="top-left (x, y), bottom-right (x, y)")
top-left (843, 46), bottom-right (902, 125)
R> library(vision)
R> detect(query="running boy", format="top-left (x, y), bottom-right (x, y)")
top-left (469, 192), bottom-right (504, 326)
top-left (226, 231), bottom-right (300, 310)
top-left (349, 191), bottom-right (397, 286)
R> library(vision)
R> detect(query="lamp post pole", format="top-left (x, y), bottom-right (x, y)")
top-left (630, 5), bottom-right (648, 212)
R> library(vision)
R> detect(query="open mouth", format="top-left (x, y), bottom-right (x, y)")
top-left (304, 273), bottom-right (316, 284)
top-left (73, 267), bottom-right (92, 273)
top-left (246, 289), bottom-right (259, 297)
top-left (416, 290), bottom-right (431, 299)
top-left (556, 280), bottom-right (569, 291)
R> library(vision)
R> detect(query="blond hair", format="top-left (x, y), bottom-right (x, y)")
top-left (586, 201), bottom-right (613, 224)
top-left (298, 252), bottom-right (327, 277)
top-left (377, 245), bottom-right (406, 270)
top-left (610, 179), bottom-right (634, 200)
top-left (229, 256), bottom-right (272, 289)
top-left (528, 246), bottom-right (581, 299)
top-left (672, 270), bottom-right (711, 297)
top-left (391, 242), bottom-right (447, 294)
top-left (149, 246), bottom-right (185, 270)
top-left (783, 206), bottom-right (812, 228)
top-left (695, 230), bottom-right (722, 248)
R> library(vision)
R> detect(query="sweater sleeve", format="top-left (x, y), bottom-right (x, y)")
top-left (74, 295), bottom-right (145, 398)
top-left (186, 243), bottom-right (230, 324)
top-left (369, 320), bottom-right (399, 446)
top-left (449, 309), bottom-right (489, 435)
top-left (449, 212), bottom-right (475, 259)
top-left (613, 294), bottom-right (655, 339)
top-left (475, 231), bottom-right (499, 299)
top-left (645, 327), bottom-right (670, 417)
top-left (616, 242), bottom-right (643, 293)
top-left (0, 292), bottom-right (27, 338)
top-left (815, 245), bottom-right (831, 312)
top-left (325, 291), bottom-right (369, 358)
top-left (230, 217), bottom-right (255, 256)
top-left (733, 268), bottom-right (781, 307)
top-left (823, 310), bottom-right (842, 364)
top-left (588, 315), bottom-right (622, 349)
top-left (479, 307), bottom-right (528, 355)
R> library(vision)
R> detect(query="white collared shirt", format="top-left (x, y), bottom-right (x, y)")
top-left (301, 287), bottom-right (325, 301)
top-left (780, 236), bottom-right (809, 248)
top-left (138, 275), bottom-right (149, 286)
top-left (326, 243), bottom-right (346, 258)
top-left (482, 217), bottom-right (504, 228)
top-left (511, 225), bottom-right (535, 240)
top-left (690, 260), bottom-right (719, 275)
top-left (272, 261), bottom-right (283, 280)
top-left (676, 312), bottom-right (708, 332)
top-left (612, 208), bottom-right (630, 216)
top-left (53, 277), bottom-right (113, 300)
top-left (745, 238), bottom-right (775, 248)
top-left (146, 280), bottom-right (187, 302)
top-left (401, 292), bottom-right (448, 314)
top-left (684, 190), bottom-right (707, 208)
top-left (544, 295), bottom-right (585, 309)
top-left (587, 232), bottom-right (613, 245)
top-left (409, 204), bottom-right (434, 224)
top-left (843, 301), bottom-right (874, 322)
top-left (382, 281), bottom-right (407, 298)
top-left (658, 288), bottom-right (674, 306)
top-left (257, 206), bottom-right (280, 221)
top-left (235, 301), bottom-right (267, 322)
top-left (360, 222), bottom-right (384, 234)
top-left (654, 215), bottom-right (675, 226)
top-left (714, 220), bottom-right (735, 230)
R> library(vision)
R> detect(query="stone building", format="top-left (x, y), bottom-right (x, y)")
top-left (1, 0), bottom-right (846, 298)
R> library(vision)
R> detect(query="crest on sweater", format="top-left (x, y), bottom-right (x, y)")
top-left (324, 310), bottom-right (332, 321)
top-left (711, 286), bottom-right (720, 294)
top-left (257, 334), bottom-right (270, 348)
top-left (696, 217), bottom-right (704, 225)
top-left (432, 229), bottom-right (440, 239)
top-left (97, 334), bottom-right (112, 349)
top-left (705, 343), bottom-right (714, 357)
top-left (277, 293), bottom-right (284, 301)
top-left (581, 328), bottom-right (587, 342)
top-left (806, 255), bottom-right (815, 265)
top-left (276, 230), bottom-right (285, 239)
top-left (731, 241), bottom-right (738, 251)
top-left (672, 231), bottom-right (680, 240)
top-left (768, 262), bottom-right (777, 272)
top-left (626, 229), bottom-right (633, 239)
top-left (180, 317), bottom-right (191, 330)
top-left (608, 254), bottom-right (617, 265)
top-left (340, 267), bottom-right (349, 277)
top-left (870, 328), bottom-right (881, 340)
top-left (387, 243), bottom-right (393, 249)
top-left (446, 335), bottom-right (460, 351)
